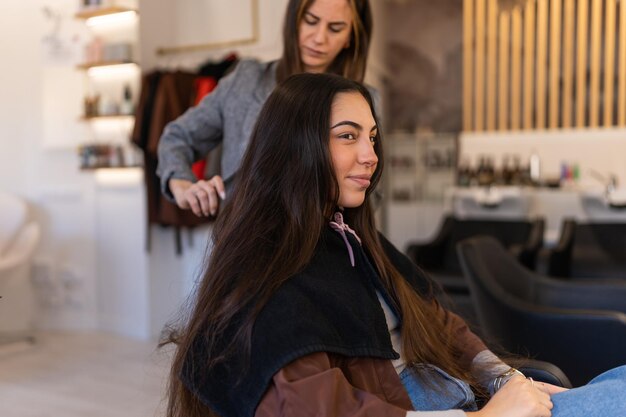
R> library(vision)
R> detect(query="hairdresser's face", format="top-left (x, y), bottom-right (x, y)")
top-left (299, 0), bottom-right (353, 73)
top-left (330, 92), bottom-right (378, 208)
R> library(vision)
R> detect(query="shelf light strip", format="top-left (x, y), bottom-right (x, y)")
top-left (86, 10), bottom-right (137, 27)
top-left (87, 62), bottom-right (139, 77)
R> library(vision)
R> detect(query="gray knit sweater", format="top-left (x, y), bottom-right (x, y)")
top-left (157, 59), bottom-right (278, 200)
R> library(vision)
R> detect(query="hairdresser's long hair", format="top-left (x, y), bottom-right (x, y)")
top-left (276, 0), bottom-right (372, 83)
top-left (165, 73), bottom-right (476, 417)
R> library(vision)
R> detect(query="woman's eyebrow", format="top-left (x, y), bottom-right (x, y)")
top-left (331, 121), bottom-right (378, 132)
top-left (305, 11), bottom-right (348, 26)
top-left (331, 120), bottom-right (362, 130)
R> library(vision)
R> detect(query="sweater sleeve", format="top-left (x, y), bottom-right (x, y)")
top-left (470, 350), bottom-right (513, 393)
top-left (156, 60), bottom-right (243, 200)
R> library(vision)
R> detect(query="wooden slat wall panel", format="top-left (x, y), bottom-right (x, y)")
top-left (619, 0), bottom-right (626, 126)
top-left (603, 0), bottom-right (616, 127)
top-left (576, 0), bottom-right (589, 127)
top-left (561, 0), bottom-right (575, 128)
top-left (523, 0), bottom-right (536, 130)
top-left (589, 0), bottom-right (603, 128)
top-left (535, 0), bottom-right (548, 129)
top-left (474, 0), bottom-right (486, 131)
top-left (498, 12), bottom-right (511, 130)
top-left (486, 0), bottom-right (498, 131)
top-left (510, 8), bottom-right (522, 130)
top-left (549, 0), bottom-right (562, 128)
top-left (463, 0), bottom-right (626, 132)
top-left (463, 0), bottom-right (474, 131)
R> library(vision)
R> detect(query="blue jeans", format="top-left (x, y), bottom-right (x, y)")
top-left (401, 364), bottom-right (626, 415)
top-left (552, 365), bottom-right (626, 416)
top-left (399, 364), bottom-right (478, 411)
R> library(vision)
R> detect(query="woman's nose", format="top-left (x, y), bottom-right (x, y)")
top-left (359, 142), bottom-right (378, 166)
top-left (313, 25), bottom-right (328, 44)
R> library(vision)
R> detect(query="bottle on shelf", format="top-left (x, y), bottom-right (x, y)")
top-left (456, 158), bottom-right (472, 187)
top-left (529, 151), bottom-right (541, 186)
top-left (476, 155), bottom-right (495, 186)
top-left (120, 84), bottom-right (134, 115)
top-left (501, 154), bottom-right (513, 185)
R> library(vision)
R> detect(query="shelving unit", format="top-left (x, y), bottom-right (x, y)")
top-left (75, 2), bottom-right (140, 170)
top-left (383, 133), bottom-right (457, 250)
top-left (75, 6), bottom-right (137, 20)
top-left (80, 114), bottom-right (134, 120)
top-left (76, 61), bottom-right (138, 70)
top-left (386, 133), bottom-right (456, 202)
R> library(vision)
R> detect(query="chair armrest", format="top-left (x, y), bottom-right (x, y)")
top-left (516, 359), bottom-right (572, 388)
top-left (497, 302), bottom-right (626, 386)
top-left (0, 223), bottom-right (40, 270)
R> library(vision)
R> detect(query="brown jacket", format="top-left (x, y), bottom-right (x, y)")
top-left (256, 308), bottom-right (486, 417)
top-left (256, 352), bottom-right (411, 417)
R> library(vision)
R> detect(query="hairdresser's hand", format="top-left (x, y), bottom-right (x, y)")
top-left (169, 175), bottom-right (225, 217)
top-left (466, 375), bottom-right (553, 417)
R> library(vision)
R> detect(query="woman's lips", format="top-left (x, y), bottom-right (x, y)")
top-left (348, 176), bottom-right (371, 188)
top-left (303, 46), bottom-right (325, 57)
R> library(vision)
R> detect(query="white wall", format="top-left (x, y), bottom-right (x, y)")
top-left (1, 0), bottom-right (100, 331)
top-left (139, 0), bottom-right (289, 71)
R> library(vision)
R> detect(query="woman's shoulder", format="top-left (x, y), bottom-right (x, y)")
top-left (228, 58), bottom-right (277, 84)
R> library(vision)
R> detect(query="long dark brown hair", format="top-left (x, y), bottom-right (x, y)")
top-left (165, 73), bottom-right (476, 417)
top-left (276, 0), bottom-right (373, 83)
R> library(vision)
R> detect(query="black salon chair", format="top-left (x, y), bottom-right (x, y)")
top-left (546, 219), bottom-right (626, 279)
top-left (457, 236), bottom-right (626, 387)
top-left (406, 216), bottom-right (544, 330)
top-left (518, 360), bottom-right (572, 388)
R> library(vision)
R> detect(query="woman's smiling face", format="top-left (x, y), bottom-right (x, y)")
top-left (329, 91), bottom-right (378, 208)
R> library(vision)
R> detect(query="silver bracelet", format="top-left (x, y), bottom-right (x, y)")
top-left (491, 367), bottom-right (525, 394)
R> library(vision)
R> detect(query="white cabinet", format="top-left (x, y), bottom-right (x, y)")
top-left (94, 168), bottom-right (149, 339)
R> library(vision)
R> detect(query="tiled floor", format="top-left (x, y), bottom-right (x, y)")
top-left (0, 332), bottom-right (172, 417)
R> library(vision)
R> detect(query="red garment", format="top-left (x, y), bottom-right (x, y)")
top-left (190, 77), bottom-right (218, 180)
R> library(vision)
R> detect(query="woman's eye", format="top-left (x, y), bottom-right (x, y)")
top-left (339, 133), bottom-right (356, 140)
top-left (369, 136), bottom-right (377, 144)
top-left (329, 25), bottom-right (343, 33)
top-left (304, 16), bottom-right (318, 25)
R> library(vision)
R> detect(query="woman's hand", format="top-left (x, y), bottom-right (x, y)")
top-left (466, 375), bottom-right (554, 417)
top-left (531, 381), bottom-right (569, 395)
top-left (169, 175), bottom-right (226, 217)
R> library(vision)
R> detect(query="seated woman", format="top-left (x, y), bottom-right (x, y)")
top-left (164, 72), bottom-right (626, 417)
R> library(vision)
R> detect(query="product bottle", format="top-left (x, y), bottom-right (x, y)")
top-left (120, 84), bottom-right (134, 115)
top-left (529, 151), bottom-right (541, 186)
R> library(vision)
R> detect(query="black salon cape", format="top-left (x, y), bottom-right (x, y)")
top-left (181, 227), bottom-right (436, 417)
